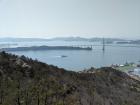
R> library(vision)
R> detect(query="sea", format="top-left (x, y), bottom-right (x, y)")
top-left (1, 41), bottom-right (140, 71)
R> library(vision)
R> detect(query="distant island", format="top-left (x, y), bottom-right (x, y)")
top-left (0, 37), bottom-right (126, 43)
top-left (1, 37), bottom-right (140, 45)
top-left (1, 45), bottom-right (92, 51)
top-left (116, 40), bottom-right (140, 45)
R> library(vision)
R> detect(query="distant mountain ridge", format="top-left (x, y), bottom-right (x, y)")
top-left (2, 37), bottom-right (140, 45)
top-left (0, 37), bottom-right (48, 42)
top-left (0, 37), bottom-right (126, 42)
top-left (49, 37), bottom-right (126, 42)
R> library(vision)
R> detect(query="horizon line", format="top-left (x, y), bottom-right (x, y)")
top-left (0, 36), bottom-right (138, 40)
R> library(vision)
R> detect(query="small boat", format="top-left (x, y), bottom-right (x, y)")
top-left (61, 55), bottom-right (67, 58)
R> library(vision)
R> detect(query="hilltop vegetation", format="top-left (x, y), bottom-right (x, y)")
top-left (0, 51), bottom-right (140, 105)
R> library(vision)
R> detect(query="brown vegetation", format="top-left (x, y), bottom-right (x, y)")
top-left (0, 51), bottom-right (140, 105)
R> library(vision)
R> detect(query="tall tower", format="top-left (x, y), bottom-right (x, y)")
top-left (102, 38), bottom-right (105, 51)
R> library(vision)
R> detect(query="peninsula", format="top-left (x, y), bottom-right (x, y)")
top-left (1, 45), bottom-right (92, 51)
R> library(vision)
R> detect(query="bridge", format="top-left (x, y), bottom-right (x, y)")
top-left (69, 45), bottom-right (94, 49)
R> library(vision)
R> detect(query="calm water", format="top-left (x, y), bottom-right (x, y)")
top-left (2, 41), bottom-right (140, 71)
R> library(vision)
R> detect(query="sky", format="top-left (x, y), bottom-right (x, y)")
top-left (0, 0), bottom-right (140, 39)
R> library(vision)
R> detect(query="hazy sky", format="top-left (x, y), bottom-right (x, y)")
top-left (0, 0), bottom-right (140, 39)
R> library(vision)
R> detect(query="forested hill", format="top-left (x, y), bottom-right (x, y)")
top-left (0, 51), bottom-right (140, 105)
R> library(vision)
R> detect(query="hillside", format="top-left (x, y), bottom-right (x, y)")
top-left (0, 51), bottom-right (140, 105)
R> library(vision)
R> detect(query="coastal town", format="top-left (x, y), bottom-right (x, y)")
top-left (111, 62), bottom-right (140, 81)
top-left (79, 62), bottom-right (140, 81)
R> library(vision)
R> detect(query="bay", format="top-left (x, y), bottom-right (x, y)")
top-left (2, 41), bottom-right (140, 71)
